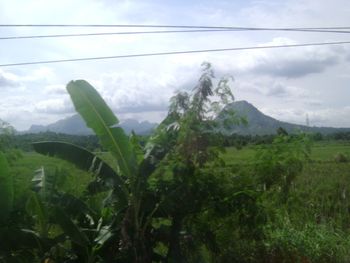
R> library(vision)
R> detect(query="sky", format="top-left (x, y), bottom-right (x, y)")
top-left (0, 0), bottom-right (350, 130)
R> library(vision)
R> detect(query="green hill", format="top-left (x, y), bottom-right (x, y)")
top-left (219, 100), bottom-right (350, 135)
top-left (27, 114), bottom-right (157, 135)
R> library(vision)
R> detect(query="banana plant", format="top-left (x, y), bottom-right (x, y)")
top-left (27, 151), bottom-right (119, 262)
top-left (0, 152), bottom-right (51, 261)
top-left (33, 80), bottom-right (158, 262)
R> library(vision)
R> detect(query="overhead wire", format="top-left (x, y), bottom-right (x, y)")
top-left (2, 24), bottom-right (350, 67)
top-left (2, 28), bottom-right (350, 40)
top-left (0, 29), bottom-right (261, 40)
top-left (1, 24), bottom-right (350, 30)
top-left (1, 40), bottom-right (350, 67)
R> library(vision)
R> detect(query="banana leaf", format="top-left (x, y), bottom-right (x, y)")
top-left (32, 141), bottom-right (128, 204)
top-left (66, 80), bottom-right (137, 179)
top-left (31, 166), bottom-right (59, 200)
top-left (26, 192), bottom-right (49, 237)
top-left (53, 206), bottom-right (90, 247)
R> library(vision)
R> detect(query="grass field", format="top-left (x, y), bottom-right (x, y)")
top-left (13, 141), bottom-right (350, 193)
top-left (222, 140), bottom-right (350, 165)
top-left (221, 140), bottom-right (350, 229)
top-left (7, 139), bottom-right (350, 262)
top-left (12, 140), bottom-right (350, 203)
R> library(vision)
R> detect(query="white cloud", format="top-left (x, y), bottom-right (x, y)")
top-left (95, 71), bottom-right (177, 113)
top-left (260, 106), bottom-right (350, 128)
top-left (308, 107), bottom-right (350, 128)
top-left (0, 0), bottom-right (350, 130)
top-left (34, 97), bottom-right (73, 114)
top-left (44, 84), bottom-right (66, 95)
top-left (227, 38), bottom-right (342, 78)
top-left (0, 71), bottom-right (19, 89)
top-left (261, 107), bottom-right (308, 125)
top-left (17, 67), bottom-right (57, 82)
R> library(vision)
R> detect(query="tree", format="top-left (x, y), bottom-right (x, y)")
top-left (144, 62), bottom-right (245, 261)
top-left (0, 119), bottom-right (15, 151)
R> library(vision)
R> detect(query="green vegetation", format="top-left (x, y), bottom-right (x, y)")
top-left (1, 64), bottom-right (350, 262)
top-left (223, 141), bottom-right (350, 165)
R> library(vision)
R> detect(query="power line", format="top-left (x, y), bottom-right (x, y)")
top-left (0, 29), bottom-right (250, 40)
top-left (2, 28), bottom-right (350, 41)
top-left (0, 24), bottom-right (350, 29)
top-left (1, 40), bottom-right (350, 67)
top-left (1, 24), bottom-right (350, 32)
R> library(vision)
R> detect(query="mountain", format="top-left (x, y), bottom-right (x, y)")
top-left (118, 119), bottom-right (158, 135)
top-left (27, 114), bottom-right (157, 135)
top-left (218, 100), bottom-right (350, 135)
top-left (26, 101), bottom-right (350, 136)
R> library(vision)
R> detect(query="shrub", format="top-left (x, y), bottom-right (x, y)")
top-left (334, 152), bottom-right (348, 163)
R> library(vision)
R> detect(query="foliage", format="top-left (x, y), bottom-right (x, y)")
top-left (27, 63), bottom-right (244, 262)
top-left (25, 154), bottom-right (117, 262)
top-left (142, 62), bottom-right (251, 261)
top-left (0, 120), bottom-right (15, 151)
top-left (334, 152), bottom-right (348, 163)
top-left (11, 132), bottom-right (100, 152)
top-left (0, 152), bottom-right (13, 224)
top-left (254, 133), bottom-right (311, 202)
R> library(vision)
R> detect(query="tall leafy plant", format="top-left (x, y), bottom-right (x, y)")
top-left (66, 80), bottom-right (152, 260)
top-left (144, 62), bottom-right (244, 260)
top-left (34, 81), bottom-right (155, 261)
top-left (30, 144), bottom-right (121, 262)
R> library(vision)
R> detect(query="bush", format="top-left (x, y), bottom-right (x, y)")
top-left (334, 152), bottom-right (348, 163)
top-left (5, 149), bottom-right (23, 165)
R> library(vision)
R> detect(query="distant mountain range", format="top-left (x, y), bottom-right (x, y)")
top-left (25, 101), bottom-right (350, 136)
top-left (219, 100), bottom-right (350, 135)
top-left (27, 114), bottom-right (157, 135)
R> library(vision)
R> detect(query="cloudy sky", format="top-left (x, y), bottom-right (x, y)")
top-left (0, 0), bottom-right (350, 130)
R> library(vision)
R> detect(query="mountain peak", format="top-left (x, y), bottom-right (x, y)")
top-left (27, 114), bottom-right (157, 135)
top-left (226, 100), bottom-right (259, 112)
top-left (219, 100), bottom-right (350, 135)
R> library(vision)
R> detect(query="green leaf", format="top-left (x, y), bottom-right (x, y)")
top-left (0, 152), bottom-right (13, 223)
top-left (33, 141), bottom-right (112, 174)
top-left (32, 166), bottom-right (58, 200)
top-left (53, 206), bottom-right (90, 247)
top-left (33, 141), bottom-right (128, 204)
top-left (58, 193), bottom-right (98, 219)
top-left (130, 131), bottom-right (144, 165)
top-left (94, 225), bottom-right (114, 246)
top-left (66, 80), bottom-right (137, 178)
top-left (26, 192), bottom-right (49, 237)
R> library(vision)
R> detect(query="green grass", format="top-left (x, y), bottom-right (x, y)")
top-left (223, 140), bottom-right (350, 165)
top-left (13, 141), bottom-right (350, 203)
top-left (310, 141), bottom-right (350, 161)
top-left (222, 140), bottom-right (350, 225)
top-left (221, 146), bottom-right (256, 166)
